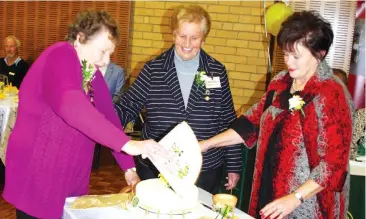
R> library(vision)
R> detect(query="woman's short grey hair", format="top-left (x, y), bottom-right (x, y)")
top-left (171, 4), bottom-right (211, 39)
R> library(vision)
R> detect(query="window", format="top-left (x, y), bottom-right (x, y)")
top-left (272, 0), bottom-right (357, 76)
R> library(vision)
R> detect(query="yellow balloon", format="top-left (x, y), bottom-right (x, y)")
top-left (265, 2), bottom-right (293, 36)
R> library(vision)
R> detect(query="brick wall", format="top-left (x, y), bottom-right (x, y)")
top-left (127, 1), bottom-right (272, 111)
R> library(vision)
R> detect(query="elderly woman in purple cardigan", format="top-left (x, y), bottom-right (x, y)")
top-left (2, 10), bottom-right (164, 219)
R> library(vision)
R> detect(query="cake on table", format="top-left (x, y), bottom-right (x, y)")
top-left (68, 122), bottom-right (213, 218)
top-left (135, 178), bottom-right (199, 215)
top-left (133, 121), bottom-right (203, 216)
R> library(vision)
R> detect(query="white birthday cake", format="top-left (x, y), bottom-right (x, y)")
top-left (135, 178), bottom-right (199, 214)
top-left (135, 122), bottom-right (203, 216)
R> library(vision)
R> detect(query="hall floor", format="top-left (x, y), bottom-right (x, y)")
top-left (0, 164), bottom-right (126, 219)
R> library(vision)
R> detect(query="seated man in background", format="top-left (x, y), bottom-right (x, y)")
top-left (99, 61), bottom-right (124, 103)
top-left (0, 35), bottom-right (30, 88)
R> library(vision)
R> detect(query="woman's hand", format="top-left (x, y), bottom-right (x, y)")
top-left (200, 140), bottom-right (212, 152)
top-left (199, 129), bottom-right (244, 152)
top-left (124, 170), bottom-right (140, 186)
top-left (225, 173), bottom-right (240, 190)
top-left (260, 194), bottom-right (301, 219)
top-left (121, 139), bottom-right (169, 158)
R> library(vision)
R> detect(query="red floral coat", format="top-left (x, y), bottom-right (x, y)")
top-left (231, 62), bottom-right (354, 219)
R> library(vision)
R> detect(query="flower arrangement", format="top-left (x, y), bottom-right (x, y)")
top-left (289, 95), bottom-right (305, 116)
top-left (194, 69), bottom-right (206, 89)
top-left (213, 194), bottom-right (238, 219)
top-left (213, 204), bottom-right (239, 219)
top-left (81, 60), bottom-right (95, 89)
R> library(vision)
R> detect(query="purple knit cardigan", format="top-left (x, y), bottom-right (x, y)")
top-left (3, 42), bottom-right (134, 218)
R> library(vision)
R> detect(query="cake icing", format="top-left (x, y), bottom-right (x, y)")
top-left (136, 178), bottom-right (199, 214)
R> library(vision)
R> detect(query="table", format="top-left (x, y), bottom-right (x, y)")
top-left (0, 95), bottom-right (18, 164)
top-left (63, 188), bottom-right (254, 219)
top-left (350, 160), bottom-right (366, 176)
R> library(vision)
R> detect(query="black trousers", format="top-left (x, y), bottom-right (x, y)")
top-left (134, 156), bottom-right (223, 194)
top-left (16, 209), bottom-right (38, 219)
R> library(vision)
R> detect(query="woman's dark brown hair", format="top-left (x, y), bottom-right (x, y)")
top-left (66, 10), bottom-right (119, 44)
top-left (277, 11), bottom-right (334, 61)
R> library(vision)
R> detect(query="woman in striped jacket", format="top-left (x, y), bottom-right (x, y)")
top-left (115, 4), bottom-right (242, 194)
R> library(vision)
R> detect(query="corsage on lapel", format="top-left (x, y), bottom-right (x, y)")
top-left (194, 68), bottom-right (211, 101)
top-left (81, 59), bottom-right (96, 90)
top-left (289, 95), bottom-right (305, 117)
top-left (194, 68), bottom-right (206, 90)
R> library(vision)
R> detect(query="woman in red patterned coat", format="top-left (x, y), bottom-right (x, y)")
top-left (201, 11), bottom-right (354, 219)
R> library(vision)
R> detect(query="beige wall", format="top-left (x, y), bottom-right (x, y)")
top-left (127, 1), bottom-right (272, 111)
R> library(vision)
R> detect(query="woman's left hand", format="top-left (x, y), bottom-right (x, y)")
top-left (125, 171), bottom-right (140, 186)
top-left (199, 140), bottom-right (211, 152)
top-left (260, 194), bottom-right (301, 219)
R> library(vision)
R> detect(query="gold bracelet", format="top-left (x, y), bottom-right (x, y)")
top-left (126, 167), bottom-right (136, 173)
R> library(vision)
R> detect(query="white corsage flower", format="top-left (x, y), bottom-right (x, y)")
top-left (289, 95), bottom-right (305, 116)
top-left (194, 70), bottom-right (206, 88)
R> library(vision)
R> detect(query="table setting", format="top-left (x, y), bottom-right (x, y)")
top-left (63, 187), bottom-right (253, 219)
top-left (63, 122), bottom-right (254, 219)
top-left (0, 80), bottom-right (19, 164)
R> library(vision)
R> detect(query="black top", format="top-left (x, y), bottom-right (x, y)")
top-left (0, 58), bottom-right (29, 88)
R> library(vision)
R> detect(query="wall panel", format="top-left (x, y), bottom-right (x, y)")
top-left (0, 1), bottom-right (131, 68)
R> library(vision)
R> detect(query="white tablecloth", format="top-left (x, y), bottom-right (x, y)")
top-left (63, 188), bottom-right (254, 219)
top-left (0, 96), bottom-right (18, 164)
top-left (350, 160), bottom-right (366, 176)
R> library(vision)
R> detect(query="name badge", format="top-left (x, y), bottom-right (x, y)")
top-left (204, 76), bottom-right (221, 89)
top-left (9, 72), bottom-right (15, 76)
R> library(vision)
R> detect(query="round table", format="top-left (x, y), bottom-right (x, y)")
top-left (0, 95), bottom-right (18, 164)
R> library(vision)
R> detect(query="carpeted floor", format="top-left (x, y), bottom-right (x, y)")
top-left (0, 165), bottom-right (126, 219)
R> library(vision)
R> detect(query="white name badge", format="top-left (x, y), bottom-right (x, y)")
top-left (9, 72), bottom-right (15, 76)
top-left (205, 76), bottom-right (221, 89)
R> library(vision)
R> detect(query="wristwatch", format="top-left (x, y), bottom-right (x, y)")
top-left (126, 167), bottom-right (136, 173)
top-left (294, 191), bottom-right (304, 204)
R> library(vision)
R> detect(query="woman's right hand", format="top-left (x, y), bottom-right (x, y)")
top-left (121, 139), bottom-right (167, 158)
